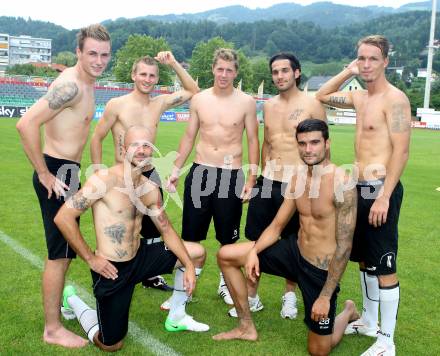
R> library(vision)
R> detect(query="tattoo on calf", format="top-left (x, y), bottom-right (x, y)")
top-left (44, 82), bottom-right (79, 110)
top-left (329, 96), bottom-right (346, 105)
top-left (391, 103), bottom-right (411, 133)
top-left (104, 223), bottom-right (126, 245)
top-left (288, 109), bottom-right (304, 121)
top-left (69, 192), bottom-right (91, 211)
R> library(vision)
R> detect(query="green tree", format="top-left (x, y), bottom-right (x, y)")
top-left (189, 37), bottom-right (252, 90)
top-left (6, 63), bottom-right (58, 77)
top-left (250, 57), bottom-right (277, 95)
top-left (52, 51), bottom-right (76, 66)
top-left (113, 35), bottom-right (173, 84)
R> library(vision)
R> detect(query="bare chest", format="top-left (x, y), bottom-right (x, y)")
top-left (198, 105), bottom-right (245, 130)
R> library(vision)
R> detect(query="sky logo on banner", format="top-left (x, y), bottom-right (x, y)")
top-left (160, 112), bottom-right (176, 122)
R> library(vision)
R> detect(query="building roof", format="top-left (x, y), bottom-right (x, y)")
top-left (306, 75), bottom-right (364, 90)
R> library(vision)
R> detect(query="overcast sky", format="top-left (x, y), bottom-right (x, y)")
top-left (2, 0), bottom-right (428, 30)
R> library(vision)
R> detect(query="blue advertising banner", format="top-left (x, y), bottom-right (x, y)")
top-left (160, 111), bottom-right (176, 122)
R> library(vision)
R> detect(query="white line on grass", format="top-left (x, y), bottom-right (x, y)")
top-left (0, 229), bottom-right (181, 356)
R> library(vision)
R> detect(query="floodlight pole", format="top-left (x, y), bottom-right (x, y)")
top-left (423, 0), bottom-right (437, 108)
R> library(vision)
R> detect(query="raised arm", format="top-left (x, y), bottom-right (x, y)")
top-left (241, 97), bottom-right (260, 202)
top-left (155, 51), bottom-right (200, 111)
top-left (166, 96), bottom-right (200, 192)
top-left (90, 99), bottom-right (118, 166)
top-left (315, 60), bottom-right (359, 109)
top-left (369, 93), bottom-right (411, 227)
top-left (311, 185), bottom-right (357, 322)
top-left (54, 171), bottom-right (118, 279)
top-left (16, 81), bottom-right (80, 199)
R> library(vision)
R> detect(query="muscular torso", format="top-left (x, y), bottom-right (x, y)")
top-left (263, 92), bottom-right (325, 182)
top-left (294, 167), bottom-right (337, 270)
top-left (353, 90), bottom-right (393, 180)
top-left (193, 88), bottom-right (253, 169)
top-left (111, 94), bottom-right (162, 163)
top-left (43, 68), bottom-right (96, 162)
top-left (92, 166), bottom-right (145, 262)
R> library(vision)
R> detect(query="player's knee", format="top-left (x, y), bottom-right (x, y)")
top-left (378, 273), bottom-right (398, 287)
top-left (307, 342), bottom-right (331, 356)
top-left (186, 241), bottom-right (206, 265)
top-left (93, 333), bottom-right (124, 352)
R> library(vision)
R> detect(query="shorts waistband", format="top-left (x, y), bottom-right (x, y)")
top-left (357, 178), bottom-right (384, 187)
top-left (258, 175), bottom-right (285, 187)
top-left (192, 162), bottom-right (240, 173)
top-left (144, 237), bottom-right (162, 245)
top-left (43, 154), bottom-right (80, 169)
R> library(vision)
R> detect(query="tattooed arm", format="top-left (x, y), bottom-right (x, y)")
top-left (54, 171), bottom-right (119, 279)
top-left (156, 51), bottom-right (200, 112)
top-left (315, 60), bottom-right (359, 109)
top-left (310, 186), bottom-right (357, 322)
top-left (16, 81), bottom-right (80, 198)
top-left (369, 94), bottom-right (411, 227)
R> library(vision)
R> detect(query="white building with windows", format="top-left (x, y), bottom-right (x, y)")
top-left (8, 35), bottom-right (51, 66)
top-left (0, 34), bottom-right (9, 72)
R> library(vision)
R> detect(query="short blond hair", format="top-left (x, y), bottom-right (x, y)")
top-left (131, 56), bottom-right (158, 74)
top-left (77, 24), bottom-right (111, 51)
top-left (213, 48), bottom-right (239, 70)
top-left (357, 35), bottom-right (390, 58)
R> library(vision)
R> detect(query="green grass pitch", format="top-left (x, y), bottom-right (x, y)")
top-left (0, 120), bottom-right (439, 355)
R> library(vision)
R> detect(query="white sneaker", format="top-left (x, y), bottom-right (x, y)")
top-left (218, 284), bottom-right (234, 305)
top-left (228, 295), bottom-right (264, 317)
top-left (361, 340), bottom-right (395, 356)
top-left (344, 318), bottom-right (379, 337)
top-left (165, 314), bottom-right (209, 332)
top-left (280, 291), bottom-right (298, 319)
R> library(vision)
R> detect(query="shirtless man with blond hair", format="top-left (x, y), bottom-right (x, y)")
top-left (230, 52), bottom-right (327, 320)
top-left (167, 48), bottom-right (259, 304)
top-left (54, 126), bottom-right (209, 351)
top-left (91, 51), bottom-right (199, 291)
top-left (16, 24), bottom-right (111, 348)
top-left (316, 35), bottom-right (411, 356)
top-left (213, 119), bottom-right (358, 356)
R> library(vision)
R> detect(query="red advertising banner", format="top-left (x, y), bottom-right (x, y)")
top-left (176, 112), bottom-right (190, 122)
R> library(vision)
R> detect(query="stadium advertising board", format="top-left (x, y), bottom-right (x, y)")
top-left (160, 112), bottom-right (176, 122)
top-left (176, 112), bottom-right (190, 122)
top-left (0, 105), bottom-right (29, 118)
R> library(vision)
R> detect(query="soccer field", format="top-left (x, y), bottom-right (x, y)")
top-left (0, 120), bottom-right (439, 355)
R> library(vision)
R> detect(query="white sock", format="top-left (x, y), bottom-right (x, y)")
top-left (378, 283), bottom-right (400, 346)
top-left (168, 267), bottom-right (202, 321)
top-left (360, 270), bottom-right (379, 328)
top-left (219, 271), bottom-right (226, 289)
top-left (67, 295), bottom-right (99, 343)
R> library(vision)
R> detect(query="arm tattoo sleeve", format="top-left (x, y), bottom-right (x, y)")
top-left (320, 188), bottom-right (357, 298)
top-left (104, 223), bottom-right (127, 245)
top-left (329, 96), bottom-right (347, 105)
top-left (170, 95), bottom-right (183, 106)
top-left (67, 191), bottom-right (91, 211)
top-left (391, 103), bottom-right (411, 133)
top-left (44, 82), bottom-right (79, 110)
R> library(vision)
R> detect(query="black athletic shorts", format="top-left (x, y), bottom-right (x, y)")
top-left (258, 234), bottom-right (339, 335)
top-left (140, 168), bottom-right (163, 240)
top-left (182, 163), bottom-right (244, 245)
top-left (91, 240), bottom-right (177, 346)
top-left (350, 179), bottom-right (403, 275)
top-left (245, 176), bottom-right (300, 241)
top-left (33, 154), bottom-right (80, 260)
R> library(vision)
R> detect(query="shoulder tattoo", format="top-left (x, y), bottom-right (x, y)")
top-left (44, 82), bottom-right (79, 110)
top-left (391, 103), bottom-right (411, 133)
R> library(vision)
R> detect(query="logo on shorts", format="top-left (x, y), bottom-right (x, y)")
top-left (232, 229), bottom-right (238, 240)
top-left (319, 318), bottom-right (330, 329)
top-left (387, 255), bottom-right (392, 268)
top-left (366, 266), bottom-right (377, 272)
